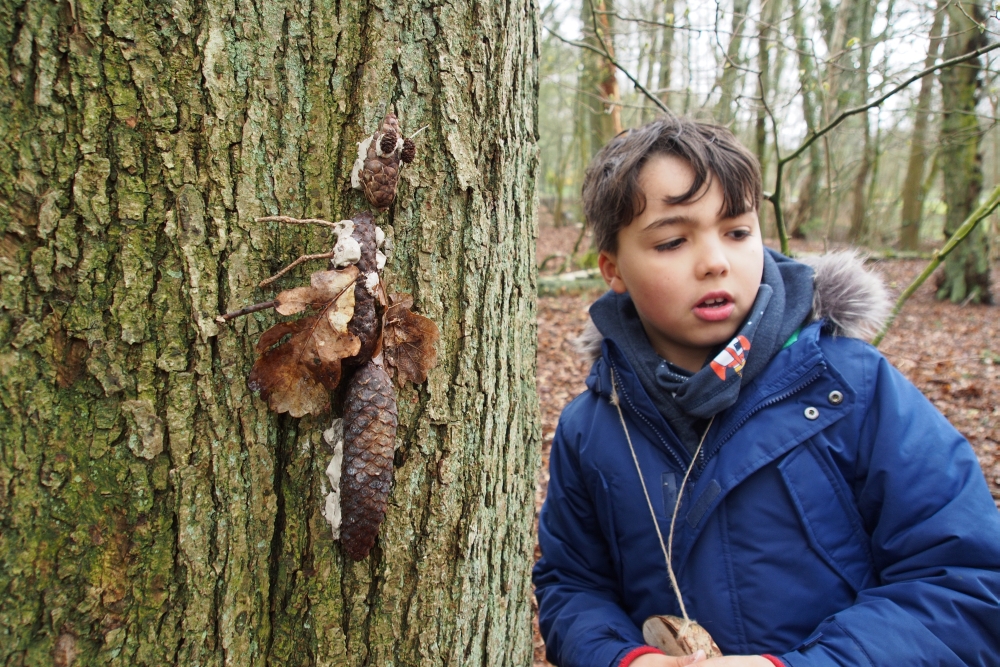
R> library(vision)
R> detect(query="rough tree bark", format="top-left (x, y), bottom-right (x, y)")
top-left (0, 0), bottom-right (540, 666)
top-left (937, 0), bottom-right (991, 303)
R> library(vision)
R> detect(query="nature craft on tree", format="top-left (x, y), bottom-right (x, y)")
top-left (218, 114), bottom-right (439, 561)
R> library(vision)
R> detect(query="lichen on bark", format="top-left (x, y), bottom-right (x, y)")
top-left (0, 0), bottom-right (540, 664)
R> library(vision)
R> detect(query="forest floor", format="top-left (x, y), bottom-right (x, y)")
top-left (531, 219), bottom-right (1000, 666)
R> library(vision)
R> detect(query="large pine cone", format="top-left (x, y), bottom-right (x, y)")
top-left (360, 114), bottom-right (403, 212)
top-left (340, 361), bottom-right (398, 560)
top-left (346, 211), bottom-right (379, 367)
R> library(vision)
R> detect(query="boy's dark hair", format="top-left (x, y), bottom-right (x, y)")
top-left (582, 117), bottom-right (762, 252)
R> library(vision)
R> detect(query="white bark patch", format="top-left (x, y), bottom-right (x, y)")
top-left (364, 271), bottom-right (380, 295)
top-left (350, 136), bottom-right (373, 189)
top-left (375, 226), bottom-right (385, 248)
top-left (375, 250), bottom-right (387, 271)
top-left (322, 419), bottom-right (344, 540)
top-left (332, 237), bottom-right (361, 268)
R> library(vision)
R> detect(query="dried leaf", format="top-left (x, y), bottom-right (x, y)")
top-left (248, 290), bottom-right (363, 417)
top-left (274, 266), bottom-right (359, 317)
top-left (383, 295), bottom-right (439, 386)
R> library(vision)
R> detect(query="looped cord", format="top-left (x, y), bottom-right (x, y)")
top-left (609, 366), bottom-right (715, 627)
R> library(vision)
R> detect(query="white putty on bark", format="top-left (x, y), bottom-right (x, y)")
top-left (350, 137), bottom-right (373, 190)
top-left (364, 271), bottom-right (380, 295)
top-left (322, 419), bottom-right (344, 540)
top-left (332, 237), bottom-right (362, 268)
top-left (376, 250), bottom-right (387, 271)
top-left (333, 219), bottom-right (355, 239)
top-left (375, 226), bottom-right (385, 248)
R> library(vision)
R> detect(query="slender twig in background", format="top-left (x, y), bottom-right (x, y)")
top-left (872, 184), bottom-right (1000, 347)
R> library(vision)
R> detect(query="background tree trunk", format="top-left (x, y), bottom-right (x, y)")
top-left (0, 0), bottom-right (540, 666)
top-left (716, 0), bottom-right (751, 126)
top-left (788, 0), bottom-right (822, 237)
top-left (898, 0), bottom-right (946, 250)
top-left (937, 0), bottom-right (992, 304)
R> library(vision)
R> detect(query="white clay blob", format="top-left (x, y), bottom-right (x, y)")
top-left (376, 250), bottom-right (387, 271)
top-left (364, 271), bottom-right (380, 296)
top-left (333, 219), bottom-right (355, 240)
top-left (375, 226), bottom-right (386, 248)
top-left (350, 136), bottom-right (374, 190)
top-left (322, 420), bottom-right (345, 540)
top-left (332, 237), bottom-right (362, 268)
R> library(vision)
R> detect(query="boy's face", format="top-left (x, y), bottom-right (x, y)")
top-left (598, 153), bottom-right (764, 373)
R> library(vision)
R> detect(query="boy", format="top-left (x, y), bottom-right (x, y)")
top-left (532, 117), bottom-right (1000, 667)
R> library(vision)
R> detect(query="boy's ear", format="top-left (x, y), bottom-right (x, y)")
top-left (598, 251), bottom-right (628, 294)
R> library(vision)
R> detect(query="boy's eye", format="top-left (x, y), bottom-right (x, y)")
top-left (728, 229), bottom-right (751, 240)
top-left (655, 238), bottom-right (685, 251)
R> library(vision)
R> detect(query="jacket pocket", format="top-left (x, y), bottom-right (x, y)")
top-left (779, 444), bottom-right (876, 593)
top-left (595, 470), bottom-right (625, 583)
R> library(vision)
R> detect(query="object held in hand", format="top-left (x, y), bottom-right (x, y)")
top-left (643, 615), bottom-right (723, 658)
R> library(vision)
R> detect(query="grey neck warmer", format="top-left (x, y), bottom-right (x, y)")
top-left (590, 248), bottom-right (815, 454)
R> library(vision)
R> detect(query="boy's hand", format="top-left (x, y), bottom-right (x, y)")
top-left (631, 650), bottom-right (707, 666)
top-left (700, 657), bottom-right (774, 666)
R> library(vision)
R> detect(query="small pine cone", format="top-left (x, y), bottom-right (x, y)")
top-left (340, 361), bottom-right (398, 561)
top-left (380, 130), bottom-right (398, 155)
top-left (400, 138), bottom-right (416, 164)
top-left (361, 144), bottom-right (401, 212)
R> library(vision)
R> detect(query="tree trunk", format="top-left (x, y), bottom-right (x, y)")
top-left (716, 0), bottom-right (751, 127)
top-left (580, 0), bottom-right (622, 149)
top-left (789, 0), bottom-right (822, 237)
top-left (658, 0), bottom-right (676, 112)
top-left (937, 0), bottom-right (992, 304)
top-left (899, 0), bottom-right (946, 250)
top-left (847, 0), bottom-right (875, 243)
top-left (755, 0), bottom-right (782, 168)
top-left (0, 1), bottom-right (540, 666)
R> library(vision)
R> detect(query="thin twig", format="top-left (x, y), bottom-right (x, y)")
top-left (255, 215), bottom-right (341, 229)
top-left (217, 300), bottom-right (278, 324)
top-left (259, 252), bottom-right (337, 288)
top-left (872, 183), bottom-right (1000, 347)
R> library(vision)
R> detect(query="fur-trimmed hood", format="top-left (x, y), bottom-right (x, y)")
top-left (574, 251), bottom-right (891, 361)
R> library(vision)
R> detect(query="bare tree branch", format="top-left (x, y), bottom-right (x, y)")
top-left (545, 26), bottom-right (675, 117)
top-left (780, 40), bottom-right (1000, 166)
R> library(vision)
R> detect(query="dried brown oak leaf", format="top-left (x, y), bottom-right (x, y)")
top-left (383, 294), bottom-right (440, 387)
top-left (248, 267), bottom-right (361, 417)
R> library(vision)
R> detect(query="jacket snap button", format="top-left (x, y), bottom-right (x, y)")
top-left (828, 390), bottom-right (844, 405)
top-left (804, 407), bottom-right (820, 420)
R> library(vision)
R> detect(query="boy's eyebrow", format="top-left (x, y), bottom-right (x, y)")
top-left (641, 215), bottom-right (691, 232)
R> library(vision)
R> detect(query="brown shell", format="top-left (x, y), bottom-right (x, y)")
top-left (340, 360), bottom-right (398, 560)
top-left (360, 114), bottom-right (403, 212)
top-left (345, 211), bottom-right (380, 367)
top-left (642, 616), bottom-right (723, 658)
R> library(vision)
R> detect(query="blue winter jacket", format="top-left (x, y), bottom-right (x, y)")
top-left (534, 321), bottom-right (1000, 667)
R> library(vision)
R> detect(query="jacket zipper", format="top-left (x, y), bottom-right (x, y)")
top-left (608, 358), bottom-right (687, 471)
top-left (698, 362), bottom-right (827, 470)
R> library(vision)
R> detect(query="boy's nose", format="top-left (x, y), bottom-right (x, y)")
top-left (696, 240), bottom-right (730, 276)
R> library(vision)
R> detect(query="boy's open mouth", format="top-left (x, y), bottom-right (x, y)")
top-left (693, 293), bottom-right (735, 322)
